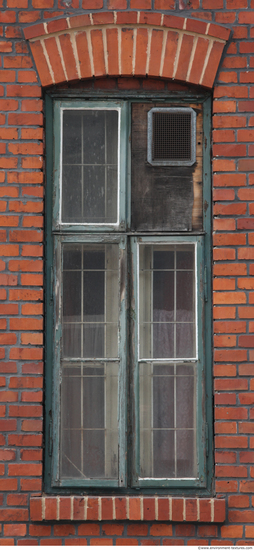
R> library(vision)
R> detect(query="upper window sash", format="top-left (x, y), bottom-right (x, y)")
top-left (53, 100), bottom-right (128, 232)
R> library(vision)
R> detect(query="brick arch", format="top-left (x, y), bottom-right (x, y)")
top-left (24, 12), bottom-right (230, 89)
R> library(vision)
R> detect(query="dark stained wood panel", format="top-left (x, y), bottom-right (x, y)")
top-left (131, 103), bottom-right (203, 232)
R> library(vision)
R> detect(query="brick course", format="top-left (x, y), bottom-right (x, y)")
top-left (0, 0), bottom-right (254, 545)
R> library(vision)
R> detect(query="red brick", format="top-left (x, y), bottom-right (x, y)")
top-left (103, 525), bottom-right (124, 536)
top-left (9, 404), bottom-right (42, 417)
top-left (20, 479), bottom-right (42, 491)
top-left (157, 498), bottom-right (169, 521)
top-left (20, 449), bottom-right (42, 460)
top-left (162, 539), bottom-right (184, 546)
top-left (214, 393), bottom-right (236, 405)
top-left (108, 0), bottom-right (127, 7)
top-left (29, 525), bottom-right (51, 536)
top-left (0, 449), bottom-right (15, 460)
top-left (54, 524), bottom-right (75, 537)
top-left (175, 524), bottom-right (195, 536)
top-left (45, 497), bottom-right (57, 521)
top-left (198, 525), bottom-right (218, 537)
top-left (229, 510), bottom-right (254, 522)
top-left (143, 498), bottom-right (155, 521)
top-left (214, 85), bottom-right (248, 99)
top-left (7, 495), bottom-right (27, 506)
top-left (0, 390), bottom-right (18, 402)
top-left (127, 524), bottom-right (148, 536)
top-left (101, 497), bottom-right (113, 520)
top-left (78, 524), bottom-right (100, 536)
top-left (175, 34), bottom-right (194, 82)
top-left (0, 478), bottom-right (17, 491)
top-left (129, 498), bottom-right (141, 521)
top-left (215, 451), bottom-right (236, 463)
top-left (239, 391), bottom-right (254, 403)
top-left (239, 306), bottom-right (254, 318)
top-left (58, 33), bottom-right (79, 82)
top-left (213, 292), bottom-right (246, 305)
top-left (120, 28), bottom-right (134, 77)
top-left (87, 498), bottom-right (99, 521)
top-left (162, 31), bottom-right (179, 80)
top-left (11, 431), bottom-right (41, 449)
top-left (215, 436), bottom-right (248, 448)
top-left (106, 29), bottom-right (119, 76)
top-left (214, 264), bottom-right (247, 276)
top-left (59, 498), bottom-right (71, 521)
top-left (199, 500), bottom-right (211, 522)
top-left (73, 497), bottom-right (85, 521)
top-left (82, 0), bottom-right (103, 6)
top-left (115, 498), bottom-right (127, 520)
top-left (91, 29), bottom-right (105, 77)
top-left (0, 509), bottom-right (28, 521)
top-left (228, 495), bottom-right (249, 508)
top-left (172, 499), bottom-right (183, 522)
top-left (216, 465), bottom-right (247, 478)
top-left (4, 525), bottom-right (26, 537)
top-left (214, 321), bottom-right (246, 333)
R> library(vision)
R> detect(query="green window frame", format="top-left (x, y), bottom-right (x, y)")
top-left (45, 92), bottom-right (212, 493)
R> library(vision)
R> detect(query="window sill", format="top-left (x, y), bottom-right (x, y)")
top-left (30, 496), bottom-right (225, 523)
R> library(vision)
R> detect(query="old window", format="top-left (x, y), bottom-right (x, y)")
top-left (45, 94), bottom-right (212, 492)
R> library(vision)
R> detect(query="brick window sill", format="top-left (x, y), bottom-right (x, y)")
top-left (30, 496), bottom-right (225, 523)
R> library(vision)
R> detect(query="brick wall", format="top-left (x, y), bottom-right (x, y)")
top-left (0, 0), bottom-right (254, 544)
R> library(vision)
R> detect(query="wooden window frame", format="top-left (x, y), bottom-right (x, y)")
top-left (44, 91), bottom-right (213, 495)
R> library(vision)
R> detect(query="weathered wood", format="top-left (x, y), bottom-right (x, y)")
top-left (131, 103), bottom-right (203, 232)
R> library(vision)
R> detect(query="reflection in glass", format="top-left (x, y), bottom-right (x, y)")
top-left (62, 110), bottom-right (118, 224)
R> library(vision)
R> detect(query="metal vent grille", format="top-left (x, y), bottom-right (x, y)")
top-left (153, 111), bottom-right (191, 161)
top-left (147, 107), bottom-right (196, 166)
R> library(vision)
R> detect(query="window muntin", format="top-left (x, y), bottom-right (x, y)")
top-left (47, 96), bottom-right (211, 492)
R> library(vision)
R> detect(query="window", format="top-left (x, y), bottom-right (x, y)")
top-left (45, 93), bottom-right (212, 492)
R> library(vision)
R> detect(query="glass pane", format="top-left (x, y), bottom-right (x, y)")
top-left (140, 362), bottom-right (175, 478)
top-left (153, 430), bottom-right (175, 478)
top-left (176, 368), bottom-right (195, 429)
top-left (62, 243), bottom-right (119, 359)
top-left (139, 244), bottom-right (196, 359)
top-left (60, 362), bottom-right (119, 480)
top-left (63, 111), bottom-right (82, 164)
top-left (62, 109), bottom-right (118, 224)
top-left (177, 429), bottom-right (196, 477)
top-left (62, 165), bottom-right (82, 223)
top-left (139, 362), bottom-right (197, 479)
top-left (153, 374), bottom-right (174, 428)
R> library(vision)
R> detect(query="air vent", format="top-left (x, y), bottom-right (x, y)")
top-left (147, 107), bottom-right (196, 166)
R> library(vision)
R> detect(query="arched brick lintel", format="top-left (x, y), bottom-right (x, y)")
top-left (24, 12), bottom-right (230, 89)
